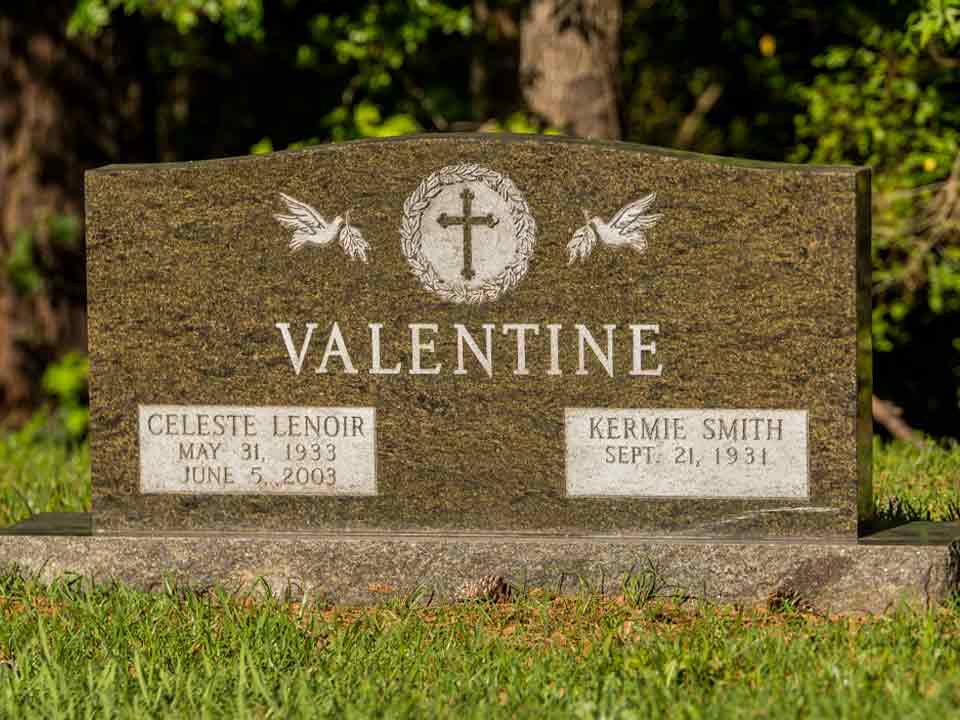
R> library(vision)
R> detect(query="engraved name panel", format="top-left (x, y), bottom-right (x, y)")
top-left (139, 405), bottom-right (376, 495)
top-left (565, 409), bottom-right (808, 498)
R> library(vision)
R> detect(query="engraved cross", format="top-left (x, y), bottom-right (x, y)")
top-left (437, 188), bottom-right (499, 280)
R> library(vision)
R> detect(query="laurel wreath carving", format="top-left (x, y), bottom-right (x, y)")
top-left (400, 164), bottom-right (536, 304)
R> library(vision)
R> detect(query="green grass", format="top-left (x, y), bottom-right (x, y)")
top-left (0, 413), bottom-right (89, 527)
top-left (874, 437), bottom-right (960, 521)
top-left (1, 426), bottom-right (960, 717)
top-left (1, 575), bottom-right (960, 719)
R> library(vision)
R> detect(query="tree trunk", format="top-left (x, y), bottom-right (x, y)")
top-left (467, 0), bottom-right (524, 129)
top-left (519, 0), bottom-right (622, 139)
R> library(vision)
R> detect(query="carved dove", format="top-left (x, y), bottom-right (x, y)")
top-left (567, 192), bottom-right (663, 265)
top-left (274, 193), bottom-right (369, 262)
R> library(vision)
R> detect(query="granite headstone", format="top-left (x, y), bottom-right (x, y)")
top-left (85, 133), bottom-right (872, 539)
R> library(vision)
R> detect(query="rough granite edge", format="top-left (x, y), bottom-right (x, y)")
top-left (1, 530), bottom-right (956, 614)
top-left (88, 132), bottom-right (870, 176)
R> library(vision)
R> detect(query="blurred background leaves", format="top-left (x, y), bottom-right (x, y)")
top-left (0, 0), bottom-right (958, 439)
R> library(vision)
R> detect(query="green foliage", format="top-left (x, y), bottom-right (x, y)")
top-left (69, 0), bottom-right (264, 41)
top-left (46, 0), bottom-right (960, 432)
top-left (792, 28), bottom-right (958, 173)
top-left (326, 100), bottom-right (421, 143)
top-left (906, 0), bottom-right (960, 50)
top-left (5, 214), bottom-right (83, 299)
top-left (482, 111), bottom-right (562, 135)
top-left (41, 353), bottom-right (89, 441)
top-left (280, 1), bottom-right (473, 143)
top-left (791, 6), bottom-right (960, 363)
top-left (795, 27), bottom-right (960, 350)
top-left (71, 0), bottom-right (462, 166)
top-left (46, 214), bottom-right (82, 250)
top-left (70, 1), bottom-right (475, 147)
top-left (618, 1), bottom-right (869, 159)
top-left (5, 228), bottom-right (44, 297)
top-left (0, 416), bottom-right (89, 527)
top-left (307, 1), bottom-right (471, 73)
top-left (314, 2), bottom-right (472, 141)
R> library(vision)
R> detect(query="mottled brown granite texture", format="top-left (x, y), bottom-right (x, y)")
top-left (2, 517), bottom-right (957, 614)
top-left (86, 134), bottom-right (871, 537)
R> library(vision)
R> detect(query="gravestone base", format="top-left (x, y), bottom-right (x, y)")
top-left (1, 514), bottom-right (957, 614)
